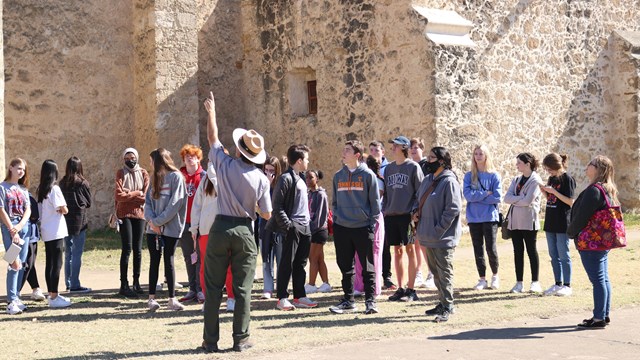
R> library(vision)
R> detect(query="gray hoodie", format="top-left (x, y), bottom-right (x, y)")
top-left (382, 159), bottom-right (424, 215)
top-left (144, 171), bottom-right (187, 239)
top-left (414, 169), bottom-right (462, 249)
top-left (332, 163), bottom-right (380, 228)
top-left (308, 187), bottom-right (329, 234)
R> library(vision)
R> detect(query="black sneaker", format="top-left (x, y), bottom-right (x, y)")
top-left (70, 286), bottom-right (92, 293)
top-left (329, 299), bottom-right (357, 314)
top-left (382, 277), bottom-right (397, 290)
top-left (388, 288), bottom-right (406, 301)
top-left (425, 303), bottom-right (444, 316)
top-left (400, 288), bottom-right (419, 302)
top-left (364, 300), bottom-right (378, 315)
top-left (434, 310), bottom-right (450, 323)
top-left (577, 318), bottom-right (606, 329)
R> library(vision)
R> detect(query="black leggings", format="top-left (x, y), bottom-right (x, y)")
top-left (469, 222), bottom-right (499, 278)
top-left (45, 239), bottom-right (64, 293)
top-left (511, 230), bottom-right (539, 282)
top-left (119, 218), bottom-right (146, 285)
top-left (20, 242), bottom-right (40, 291)
top-left (147, 234), bottom-right (179, 297)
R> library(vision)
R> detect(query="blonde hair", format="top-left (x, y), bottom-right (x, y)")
top-left (470, 145), bottom-right (495, 184)
top-left (588, 155), bottom-right (619, 205)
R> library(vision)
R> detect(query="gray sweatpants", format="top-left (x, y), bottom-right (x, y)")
top-left (424, 246), bottom-right (455, 310)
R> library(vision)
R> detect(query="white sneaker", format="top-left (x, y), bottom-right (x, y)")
top-left (15, 299), bottom-right (27, 311)
top-left (318, 283), bottom-right (332, 293)
top-left (276, 298), bottom-right (295, 311)
top-left (48, 295), bottom-right (72, 308)
top-left (424, 273), bottom-right (436, 290)
top-left (31, 288), bottom-right (46, 301)
top-left (174, 282), bottom-right (183, 289)
top-left (529, 281), bottom-right (542, 293)
top-left (293, 297), bottom-right (318, 308)
top-left (167, 297), bottom-right (185, 311)
top-left (226, 298), bottom-right (236, 312)
top-left (148, 299), bottom-right (160, 312)
top-left (155, 283), bottom-right (163, 292)
top-left (490, 275), bottom-right (500, 289)
top-left (544, 284), bottom-right (562, 296)
top-left (353, 290), bottom-right (364, 297)
top-left (474, 279), bottom-right (488, 290)
top-left (555, 286), bottom-right (573, 297)
top-left (304, 284), bottom-right (318, 294)
top-left (6, 301), bottom-right (22, 315)
top-left (510, 282), bottom-right (524, 293)
top-left (414, 271), bottom-right (424, 287)
top-left (261, 292), bottom-right (272, 300)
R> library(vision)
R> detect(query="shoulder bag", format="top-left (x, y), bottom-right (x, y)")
top-left (576, 183), bottom-right (626, 251)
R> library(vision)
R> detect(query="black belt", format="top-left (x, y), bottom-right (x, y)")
top-left (216, 214), bottom-right (253, 224)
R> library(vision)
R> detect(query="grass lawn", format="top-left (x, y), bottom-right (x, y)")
top-left (1, 226), bottom-right (639, 359)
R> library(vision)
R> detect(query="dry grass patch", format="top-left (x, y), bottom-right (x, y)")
top-left (1, 229), bottom-right (639, 359)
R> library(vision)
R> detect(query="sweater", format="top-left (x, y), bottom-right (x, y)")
top-left (60, 179), bottom-right (92, 235)
top-left (504, 172), bottom-right (542, 231)
top-left (144, 171), bottom-right (187, 238)
top-left (332, 163), bottom-right (381, 228)
top-left (115, 168), bottom-right (149, 219)
top-left (463, 171), bottom-right (502, 223)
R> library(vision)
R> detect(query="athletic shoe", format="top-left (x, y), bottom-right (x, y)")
top-left (48, 295), bottom-right (72, 308)
top-left (544, 284), bottom-right (562, 296)
top-left (530, 281), bottom-right (543, 293)
top-left (578, 318), bottom-right (606, 329)
top-left (424, 273), bottom-right (437, 290)
top-left (353, 290), bottom-right (364, 297)
top-left (293, 297), bottom-right (318, 308)
top-left (173, 282), bottom-right (183, 289)
top-left (555, 286), bottom-right (573, 297)
top-left (6, 301), bottom-right (22, 315)
top-left (179, 290), bottom-right (197, 303)
top-left (400, 288), bottom-right (419, 302)
top-left (510, 282), bottom-right (524, 293)
top-left (304, 284), bottom-right (318, 294)
top-left (329, 299), bottom-right (357, 314)
top-left (197, 291), bottom-right (205, 304)
top-left (15, 299), bottom-right (27, 311)
top-left (474, 279), bottom-right (488, 290)
top-left (388, 288), bottom-right (406, 301)
top-left (260, 292), bottom-right (272, 300)
top-left (276, 298), bottom-right (295, 311)
top-left (490, 275), bottom-right (500, 289)
top-left (425, 303), bottom-right (444, 316)
top-left (226, 298), bottom-right (236, 312)
top-left (382, 277), bottom-right (397, 290)
top-left (317, 283), bottom-right (332, 293)
top-left (148, 299), bottom-right (160, 312)
top-left (31, 288), bottom-right (46, 301)
top-left (201, 340), bottom-right (219, 353)
top-left (414, 271), bottom-right (424, 288)
top-left (434, 309), bottom-right (451, 323)
top-left (167, 297), bottom-right (185, 311)
top-left (69, 286), bottom-right (92, 293)
top-left (155, 283), bottom-right (163, 292)
top-left (364, 300), bottom-right (378, 315)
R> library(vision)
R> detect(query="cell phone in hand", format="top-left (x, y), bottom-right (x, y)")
top-left (191, 251), bottom-right (198, 265)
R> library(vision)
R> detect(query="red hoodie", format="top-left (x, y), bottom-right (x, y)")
top-left (180, 165), bottom-right (205, 224)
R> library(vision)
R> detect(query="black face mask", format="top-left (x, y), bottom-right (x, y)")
top-left (424, 160), bottom-right (441, 174)
top-left (125, 160), bottom-right (137, 169)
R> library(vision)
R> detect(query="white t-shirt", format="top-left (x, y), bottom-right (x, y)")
top-left (39, 185), bottom-right (69, 241)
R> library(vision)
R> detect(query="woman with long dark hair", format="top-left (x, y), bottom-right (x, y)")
top-left (259, 156), bottom-right (283, 299)
top-left (144, 148), bottom-right (187, 311)
top-left (60, 156), bottom-right (92, 293)
top-left (37, 159), bottom-right (71, 308)
top-left (567, 155), bottom-right (620, 328)
top-left (1, 158), bottom-right (32, 314)
top-left (115, 148), bottom-right (149, 298)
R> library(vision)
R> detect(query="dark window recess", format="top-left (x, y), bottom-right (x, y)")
top-left (307, 80), bottom-right (317, 114)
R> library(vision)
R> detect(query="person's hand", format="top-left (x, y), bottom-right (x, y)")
top-left (12, 233), bottom-right (21, 244)
top-left (149, 223), bottom-right (161, 234)
top-left (486, 190), bottom-right (493, 196)
top-left (9, 226), bottom-right (18, 237)
top-left (191, 232), bottom-right (197, 242)
top-left (204, 91), bottom-right (215, 114)
top-left (10, 259), bottom-right (21, 271)
top-left (543, 186), bottom-right (558, 196)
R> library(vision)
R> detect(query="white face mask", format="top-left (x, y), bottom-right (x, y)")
top-left (207, 163), bottom-right (216, 181)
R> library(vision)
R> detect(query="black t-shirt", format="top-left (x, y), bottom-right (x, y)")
top-left (543, 172), bottom-right (576, 233)
top-left (516, 176), bottom-right (529, 195)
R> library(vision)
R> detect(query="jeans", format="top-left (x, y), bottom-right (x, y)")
top-left (261, 232), bottom-right (283, 294)
top-left (579, 250), bottom-right (611, 320)
top-left (545, 232), bottom-right (572, 285)
top-left (64, 229), bottom-right (87, 289)
top-left (468, 222), bottom-right (499, 278)
top-left (2, 221), bottom-right (29, 302)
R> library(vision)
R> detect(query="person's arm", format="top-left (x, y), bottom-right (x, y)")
top-left (509, 177), bottom-right (542, 207)
top-left (190, 180), bottom-right (205, 241)
top-left (14, 207), bottom-right (31, 234)
top-left (543, 175), bottom-right (576, 207)
top-left (272, 174), bottom-right (292, 230)
top-left (204, 91), bottom-right (218, 147)
top-left (567, 186), bottom-right (603, 238)
top-left (433, 180), bottom-right (462, 238)
top-left (479, 173), bottom-right (501, 205)
top-left (369, 172), bottom-right (381, 226)
top-left (81, 181), bottom-right (92, 209)
top-left (0, 208), bottom-right (12, 229)
top-left (115, 170), bottom-right (144, 203)
top-left (462, 172), bottom-right (488, 202)
top-left (257, 178), bottom-right (272, 220)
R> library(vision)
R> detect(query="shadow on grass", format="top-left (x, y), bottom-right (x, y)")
top-left (428, 324), bottom-right (579, 340)
top-left (39, 347), bottom-right (212, 360)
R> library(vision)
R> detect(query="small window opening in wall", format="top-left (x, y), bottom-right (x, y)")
top-left (287, 67), bottom-right (317, 116)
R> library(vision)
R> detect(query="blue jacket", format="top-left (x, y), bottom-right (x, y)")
top-left (463, 171), bottom-right (501, 223)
